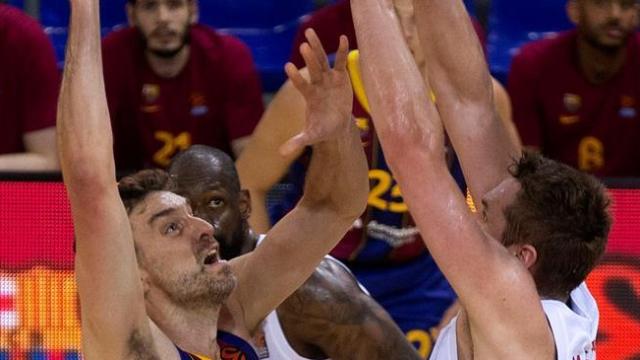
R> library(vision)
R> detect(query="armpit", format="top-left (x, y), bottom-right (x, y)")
top-left (127, 329), bottom-right (161, 360)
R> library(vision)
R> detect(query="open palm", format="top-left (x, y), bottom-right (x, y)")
top-left (280, 29), bottom-right (354, 156)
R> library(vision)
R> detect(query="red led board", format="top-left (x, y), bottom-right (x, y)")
top-left (0, 181), bottom-right (638, 358)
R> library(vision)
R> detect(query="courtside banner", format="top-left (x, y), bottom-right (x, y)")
top-left (0, 180), bottom-right (639, 358)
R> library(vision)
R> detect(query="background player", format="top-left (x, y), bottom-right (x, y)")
top-left (509, 0), bottom-right (640, 177)
top-left (103, 0), bottom-right (264, 170)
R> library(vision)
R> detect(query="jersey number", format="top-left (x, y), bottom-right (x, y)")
top-left (153, 131), bottom-right (192, 167)
top-left (368, 169), bottom-right (408, 213)
top-left (578, 136), bottom-right (604, 172)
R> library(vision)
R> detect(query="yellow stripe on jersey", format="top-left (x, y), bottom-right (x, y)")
top-left (347, 50), bottom-right (371, 114)
top-left (466, 188), bottom-right (477, 213)
top-left (346, 50), bottom-right (436, 115)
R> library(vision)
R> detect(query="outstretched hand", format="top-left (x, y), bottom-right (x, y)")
top-left (279, 29), bottom-right (353, 157)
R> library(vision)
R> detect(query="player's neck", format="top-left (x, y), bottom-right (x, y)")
top-left (576, 36), bottom-right (627, 85)
top-left (149, 297), bottom-right (222, 359)
top-left (146, 45), bottom-right (191, 78)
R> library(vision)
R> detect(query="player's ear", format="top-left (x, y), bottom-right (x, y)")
top-left (516, 244), bottom-right (538, 269)
top-left (566, 0), bottom-right (580, 26)
top-left (126, 3), bottom-right (136, 27)
top-left (189, 0), bottom-right (199, 24)
top-left (239, 189), bottom-right (252, 220)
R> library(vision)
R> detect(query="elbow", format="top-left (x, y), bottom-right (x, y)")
top-left (44, 152), bottom-right (61, 171)
top-left (61, 155), bottom-right (115, 191)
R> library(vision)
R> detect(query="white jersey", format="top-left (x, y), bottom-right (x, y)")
top-left (254, 309), bottom-right (325, 360)
top-left (430, 283), bottom-right (598, 360)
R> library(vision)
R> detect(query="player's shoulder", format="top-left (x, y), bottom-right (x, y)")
top-left (101, 27), bottom-right (143, 80)
top-left (102, 27), bottom-right (141, 54)
top-left (513, 30), bottom-right (576, 69)
top-left (280, 256), bottom-right (368, 318)
top-left (190, 24), bottom-right (252, 60)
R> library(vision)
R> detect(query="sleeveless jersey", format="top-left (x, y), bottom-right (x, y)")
top-left (256, 310), bottom-right (327, 360)
top-left (430, 283), bottom-right (598, 360)
top-left (176, 330), bottom-right (259, 360)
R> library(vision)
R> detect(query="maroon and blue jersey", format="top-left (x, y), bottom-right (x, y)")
top-left (176, 330), bottom-right (259, 360)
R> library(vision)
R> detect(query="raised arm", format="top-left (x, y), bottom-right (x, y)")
top-left (235, 79), bottom-right (307, 233)
top-left (58, 0), bottom-right (151, 357)
top-left (351, 0), bottom-right (552, 357)
top-left (230, 30), bottom-right (368, 331)
top-left (413, 0), bottom-right (520, 203)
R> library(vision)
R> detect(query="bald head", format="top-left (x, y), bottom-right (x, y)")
top-left (168, 145), bottom-right (253, 260)
top-left (169, 145), bottom-right (241, 193)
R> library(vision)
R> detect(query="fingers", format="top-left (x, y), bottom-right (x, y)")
top-left (299, 42), bottom-right (324, 83)
top-left (304, 28), bottom-right (330, 72)
top-left (333, 35), bottom-right (349, 72)
top-left (279, 132), bottom-right (309, 157)
top-left (285, 62), bottom-right (310, 96)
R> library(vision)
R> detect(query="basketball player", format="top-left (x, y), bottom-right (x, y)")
top-left (168, 145), bottom-right (422, 359)
top-left (351, 0), bottom-right (611, 358)
top-left (57, 0), bottom-right (367, 359)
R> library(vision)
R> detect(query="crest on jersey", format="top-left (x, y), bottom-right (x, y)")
top-left (563, 93), bottom-right (582, 113)
top-left (190, 92), bottom-right (209, 117)
top-left (142, 84), bottom-right (160, 103)
top-left (619, 95), bottom-right (637, 119)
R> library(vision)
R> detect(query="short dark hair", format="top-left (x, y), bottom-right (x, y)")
top-left (502, 152), bottom-right (611, 299)
top-left (118, 169), bottom-right (176, 214)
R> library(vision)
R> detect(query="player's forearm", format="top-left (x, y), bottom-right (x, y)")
top-left (299, 118), bottom-right (367, 222)
top-left (414, 0), bottom-right (491, 107)
top-left (413, 0), bottom-right (518, 199)
top-left (351, 0), bottom-right (444, 162)
top-left (0, 153), bottom-right (59, 171)
top-left (57, 0), bottom-right (115, 187)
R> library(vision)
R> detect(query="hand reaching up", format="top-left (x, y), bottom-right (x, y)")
top-left (280, 29), bottom-right (353, 156)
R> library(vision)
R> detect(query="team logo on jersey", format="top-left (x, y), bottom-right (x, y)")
top-left (142, 84), bottom-right (160, 103)
top-left (190, 92), bottom-right (209, 117)
top-left (560, 115), bottom-right (580, 125)
top-left (564, 93), bottom-right (582, 113)
top-left (619, 95), bottom-right (637, 119)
